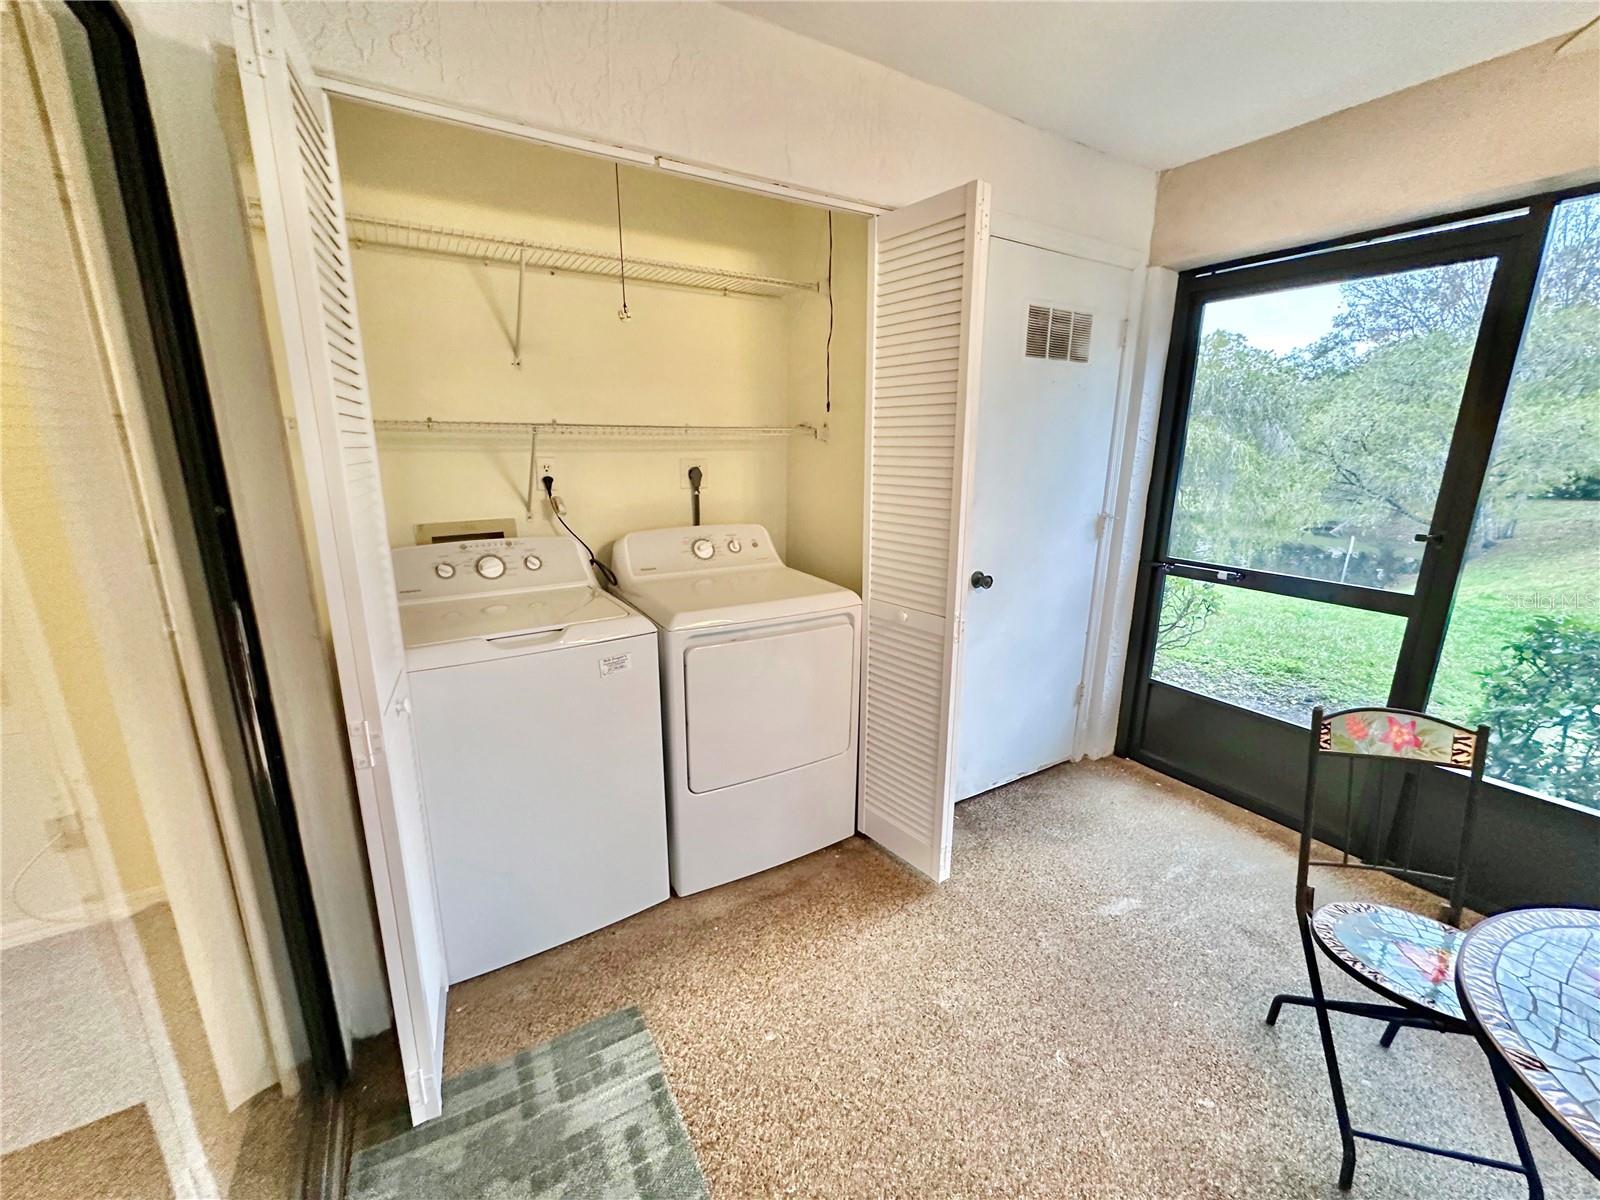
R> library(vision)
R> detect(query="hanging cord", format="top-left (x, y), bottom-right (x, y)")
top-left (825, 210), bottom-right (834, 414)
top-left (614, 164), bottom-right (631, 321)
top-left (9, 830), bottom-right (73, 925)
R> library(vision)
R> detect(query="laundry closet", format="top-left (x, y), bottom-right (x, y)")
top-left (236, 5), bottom-right (1143, 1128)
top-left (255, 98), bottom-right (870, 593)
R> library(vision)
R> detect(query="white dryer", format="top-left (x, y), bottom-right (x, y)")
top-left (395, 536), bottom-right (668, 983)
top-left (612, 524), bottom-right (861, 895)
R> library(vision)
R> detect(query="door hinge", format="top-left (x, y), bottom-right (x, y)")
top-left (1074, 682), bottom-right (1085, 706)
top-left (1095, 511), bottom-right (1113, 538)
top-left (232, 2), bottom-right (268, 76)
top-left (954, 614), bottom-right (965, 643)
top-left (1119, 318), bottom-right (1129, 349)
top-left (348, 720), bottom-right (380, 769)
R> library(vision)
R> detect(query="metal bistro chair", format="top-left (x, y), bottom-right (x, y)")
top-left (1265, 706), bottom-right (1544, 1197)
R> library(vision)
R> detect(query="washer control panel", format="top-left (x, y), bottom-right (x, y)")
top-left (394, 535), bottom-right (591, 600)
top-left (611, 524), bottom-right (780, 582)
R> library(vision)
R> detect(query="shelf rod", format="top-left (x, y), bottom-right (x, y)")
top-left (284, 416), bottom-right (814, 440)
top-left (372, 418), bottom-right (810, 439)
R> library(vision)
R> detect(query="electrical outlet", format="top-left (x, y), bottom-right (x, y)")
top-left (679, 458), bottom-right (706, 489)
top-left (46, 813), bottom-right (86, 850)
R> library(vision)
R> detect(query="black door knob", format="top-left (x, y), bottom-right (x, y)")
top-left (971, 570), bottom-right (993, 590)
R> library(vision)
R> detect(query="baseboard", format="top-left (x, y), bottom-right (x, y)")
top-left (0, 886), bottom-right (166, 951)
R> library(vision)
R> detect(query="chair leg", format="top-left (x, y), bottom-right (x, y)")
top-left (1487, 1055), bottom-right (1544, 1200)
top-left (1267, 994), bottom-right (1418, 1026)
top-left (1298, 934), bottom-right (1358, 1189)
top-left (1379, 1021), bottom-right (1403, 1048)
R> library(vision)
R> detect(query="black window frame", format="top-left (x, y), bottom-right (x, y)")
top-left (1118, 182), bottom-right (1600, 913)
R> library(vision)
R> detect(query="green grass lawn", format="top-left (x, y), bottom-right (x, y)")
top-left (1153, 499), bottom-right (1600, 727)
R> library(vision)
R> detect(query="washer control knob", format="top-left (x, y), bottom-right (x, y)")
top-left (434, 562), bottom-right (456, 579)
top-left (523, 554), bottom-right (543, 571)
top-left (727, 537), bottom-right (742, 554)
top-left (691, 537), bottom-right (715, 560)
top-left (475, 554), bottom-right (506, 579)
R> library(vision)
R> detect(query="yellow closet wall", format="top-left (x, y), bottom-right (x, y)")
top-left (783, 207), bottom-right (868, 593)
top-left (250, 99), bottom-right (869, 588)
top-left (324, 100), bottom-right (840, 561)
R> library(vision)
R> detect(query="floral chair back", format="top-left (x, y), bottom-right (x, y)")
top-left (1319, 709), bottom-right (1482, 768)
top-left (1299, 706), bottom-right (1491, 927)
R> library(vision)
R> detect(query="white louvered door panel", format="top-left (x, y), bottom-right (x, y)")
top-left (859, 181), bottom-right (991, 882)
top-left (234, 1), bottom-right (447, 1124)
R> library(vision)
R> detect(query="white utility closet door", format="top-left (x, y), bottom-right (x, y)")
top-left (859, 180), bottom-right (991, 882)
top-left (954, 240), bottom-right (1133, 800)
top-left (234, 1), bottom-right (448, 1123)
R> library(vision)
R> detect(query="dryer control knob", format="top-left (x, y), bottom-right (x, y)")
top-left (727, 537), bottom-right (742, 553)
top-left (691, 538), bottom-right (715, 560)
top-left (434, 563), bottom-right (456, 579)
top-left (523, 555), bottom-right (542, 571)
top-left (475, 554), bottom-right (506, 579)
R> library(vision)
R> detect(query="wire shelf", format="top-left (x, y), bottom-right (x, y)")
top-left (286, 415), bottom-right (809, 441)
top-left (247, 199), bottom-right (817, 298)
top-left (380, 418), bottom-right (803, 441)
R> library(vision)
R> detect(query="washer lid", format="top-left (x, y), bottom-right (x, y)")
top-left (400, 584), bottom-right (651, 649)
top-left (616, 566), bottom-right (860, 632)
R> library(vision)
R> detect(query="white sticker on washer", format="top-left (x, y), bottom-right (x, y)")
top-left (599, 652), bottom-right (632, 677)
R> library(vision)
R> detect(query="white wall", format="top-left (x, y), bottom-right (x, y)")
top-left (1079, 268), bottom-right (1177, 760)
top-left (125, 0), bottom-right (1160, 1050)
top-left (1152, 32), bottom-right (1600, 269)
top-left (0, 645), bottom-right (97, 940)
top-left (288, 1), bottom-right (1157, 256)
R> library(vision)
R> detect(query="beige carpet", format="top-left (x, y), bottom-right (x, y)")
top-left (434, 758), bottom-right (1598, 1199)
top-left (0, 906), bottom-right (309, 1200)
top-left (0, 1104), bottom-right (171, 1200)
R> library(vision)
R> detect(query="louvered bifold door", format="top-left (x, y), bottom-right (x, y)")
top-left (859, 181), bottom-right (991, 882)
top-left (234, 2), bottom-right (448, 1124)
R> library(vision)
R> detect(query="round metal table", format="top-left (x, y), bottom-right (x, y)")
top-left (1455, 906), bottom-right (1600, 1181)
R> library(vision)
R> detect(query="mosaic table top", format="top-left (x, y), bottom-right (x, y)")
top-left (1456, 907), bottom-right (1600, 1177)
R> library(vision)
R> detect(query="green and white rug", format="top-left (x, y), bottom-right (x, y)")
top-left (348, 1007), bottom-right (708, 1200)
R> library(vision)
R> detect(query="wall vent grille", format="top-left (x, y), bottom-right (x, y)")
top-left (1025, 304), bottom-right (1051, 359)
top-left (1024, 305), bottom-right (1093, 363)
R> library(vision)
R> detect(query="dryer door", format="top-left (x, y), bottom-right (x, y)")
top-left (685, 618), bottom-right (856, 793)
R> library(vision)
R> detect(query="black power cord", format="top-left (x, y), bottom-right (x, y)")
top-left (825, 210), bottom-right (834, 415)
top-left (543, 475), bottom-right (617, 586)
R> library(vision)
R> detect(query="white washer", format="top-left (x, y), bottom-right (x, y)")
top-left (612, 524), bottom-right (861, 895)
top-left (395, 536), bottom-right (668, 983)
